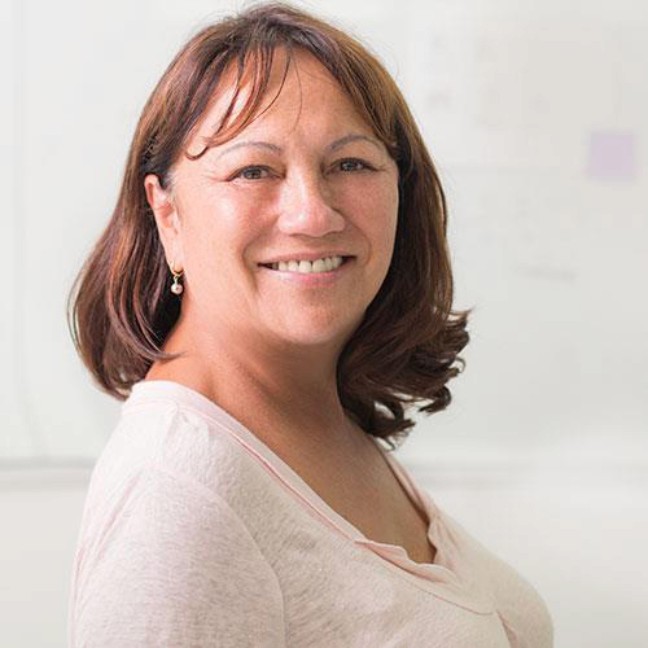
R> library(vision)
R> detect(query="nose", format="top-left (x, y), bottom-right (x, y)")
top-left (276, 170), bottom-right (346, 237)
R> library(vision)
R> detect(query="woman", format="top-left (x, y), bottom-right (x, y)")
top-left (68, 3), bottom-right (553, 646)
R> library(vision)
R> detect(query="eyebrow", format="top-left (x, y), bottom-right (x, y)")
top-left (211, 133), bottom-right (384, 160)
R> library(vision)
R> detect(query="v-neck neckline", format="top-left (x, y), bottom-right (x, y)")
top-left (126, 379), bottom-right (494, 614)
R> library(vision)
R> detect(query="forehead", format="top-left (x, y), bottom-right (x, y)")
top-left (187, 47), bottom-right (372, 154)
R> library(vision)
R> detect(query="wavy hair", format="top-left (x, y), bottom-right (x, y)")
top-left (68, 1), bottom-right (472, 450)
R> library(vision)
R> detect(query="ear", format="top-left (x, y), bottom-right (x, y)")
top-left (144, 174), bottom-right (184, 271)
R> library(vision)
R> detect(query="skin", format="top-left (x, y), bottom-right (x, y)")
top-left (144, 47), bottom-right (399, 470)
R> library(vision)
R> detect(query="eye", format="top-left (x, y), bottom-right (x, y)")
top-left (336, 158), bottom-right (375, 173)
top-left (231, 165), bottom-right (274, 181)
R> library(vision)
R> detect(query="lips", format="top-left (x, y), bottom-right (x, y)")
top-left (258, 254), bottom-right (354, 268)
top-left (258, 256), bottom-right (355, 284)
top-left (259, 250), bottom-right (353, 265)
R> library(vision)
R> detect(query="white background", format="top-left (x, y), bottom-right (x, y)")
top-left (0, 0), bottom-right (646, 646)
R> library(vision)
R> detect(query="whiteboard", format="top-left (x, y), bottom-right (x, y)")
top-left (1, 0), bottom-right (646, 468)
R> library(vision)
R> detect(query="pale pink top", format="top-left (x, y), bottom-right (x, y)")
top-left (68, 380), bottom-right (553, 647)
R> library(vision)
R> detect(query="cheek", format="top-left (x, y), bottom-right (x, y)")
top-left (180, 195), bottom-right (264, 273)
top-left (384, 184), bottom-right (400, 234)
top-left (375, 187), bottom-right (399, 272)
top-left (356, 180), bottom-right (399, 245)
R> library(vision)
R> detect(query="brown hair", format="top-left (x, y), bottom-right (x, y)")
top-left (68, 1), bottom-right (472, 450)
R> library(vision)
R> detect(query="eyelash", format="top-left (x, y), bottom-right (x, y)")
top-left (234, 166), bottom-right (273, 181)
top-left (336, 158), bottom-right (374, 173)
top-left (230, 158), bottom-right (375, 181)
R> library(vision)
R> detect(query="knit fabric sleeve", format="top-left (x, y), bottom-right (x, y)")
top-left (70, 464), bottom-right (286, 648)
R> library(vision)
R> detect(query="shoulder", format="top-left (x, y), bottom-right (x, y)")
top-left (80, 396), bottom-right (266, 554)
top-left (71, 460), bottom-right (286, 647)
top-left (92, 387), bottom-right (269, 503)
top-left (72, 391), bottom-right (289, 645)
top-left (84, 380), bottom-right (304, 541)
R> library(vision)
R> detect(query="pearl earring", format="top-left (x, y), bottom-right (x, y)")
top-left (170, 262), bottom-right (184, 296)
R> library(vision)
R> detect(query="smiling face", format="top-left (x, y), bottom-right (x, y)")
top-left (145, 48), bottom-right (399, 355)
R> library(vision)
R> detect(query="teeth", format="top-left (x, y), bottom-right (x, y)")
top-left (270, 256), bottom-right (345, 274)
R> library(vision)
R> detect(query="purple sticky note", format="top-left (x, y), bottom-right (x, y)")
top-left (587, 130), bottom-right (637, 181)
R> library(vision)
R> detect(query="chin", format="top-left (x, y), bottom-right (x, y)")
top-left (269, 314), bottom-right (362, 351)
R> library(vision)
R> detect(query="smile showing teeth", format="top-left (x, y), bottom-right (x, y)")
top-left (266, 255), bottom-right (346, 274)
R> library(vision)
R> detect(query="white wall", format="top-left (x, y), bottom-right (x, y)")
top-left (1, 0), bottom-right (646, 646)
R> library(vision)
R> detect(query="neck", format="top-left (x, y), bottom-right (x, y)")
top-left (147, 312), bottom-right (364, 451)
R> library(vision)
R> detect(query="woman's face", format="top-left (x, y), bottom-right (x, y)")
top-left (146, 49), bottom-right (399, 354)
